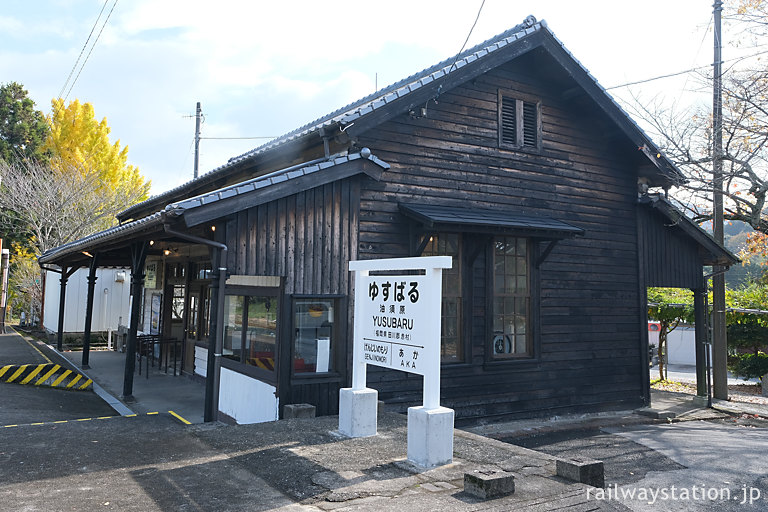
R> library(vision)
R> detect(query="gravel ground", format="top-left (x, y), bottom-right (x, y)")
top-left (652, 379), bottom-right (768, 405)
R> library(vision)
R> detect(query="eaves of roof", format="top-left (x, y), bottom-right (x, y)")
top-left (38, 212), bottom-right (165, 265)
top-left (639, 194), bottom-right (740, 267)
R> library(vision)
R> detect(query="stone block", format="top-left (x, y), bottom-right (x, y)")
top-left (556, 457), bottom-right (604, 488)
top-left (338, 387), bottom-right (378, 437)
top-left (283, 403), bottom-right (316, 419)
top-left (635, 407), bottom-right (676, 420)
top-left (407, 406), bottom-right (454, 468)
top-left (463, 467), bottom-right (515, 499)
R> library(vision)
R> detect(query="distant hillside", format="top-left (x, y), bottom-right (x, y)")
top-left (723, 221), bottom-right (762, 286)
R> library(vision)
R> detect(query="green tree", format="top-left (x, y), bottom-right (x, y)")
top-left (0, 82), bottom-right (49, 163)
top-left (647, 288), bottom-right (695, 380)
top-left (726, 283), bottom-right (768, 354)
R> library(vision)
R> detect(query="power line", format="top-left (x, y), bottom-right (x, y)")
top-left (63, 0), bottom-right (119, 103)
top-left (57, 0), bottom-right (109, 101)
top-left (433, 0), bottom-right (486, 102)
top-left (448, 0), bottom-right (486, 74)
top-left (54, 0), bottom-right (119, 118)
top-left (606, 48), bottom-right (768, 90)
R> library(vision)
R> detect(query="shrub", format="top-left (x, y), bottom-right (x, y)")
top-left (728, 352), bottom-right (768, 381)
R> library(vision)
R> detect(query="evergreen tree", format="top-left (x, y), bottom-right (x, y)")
top-left (0, 82), bottom-right (49, 163)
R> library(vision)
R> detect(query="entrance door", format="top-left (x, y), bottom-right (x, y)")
top-left (184, 288), bottom-right (201, 372)
top-left (163, 262), bottom-right (187, 371)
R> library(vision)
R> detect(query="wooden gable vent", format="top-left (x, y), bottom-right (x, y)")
top-left (499, 93), bottom-right (540, 150)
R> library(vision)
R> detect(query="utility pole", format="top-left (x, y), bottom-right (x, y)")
top-left (194, 101), bottom-right (202, 179)
top-left (711, 0), bottom-right (728, 400)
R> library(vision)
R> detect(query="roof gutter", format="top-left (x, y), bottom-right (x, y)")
top-left (162, 218), bottom-right (227, 423)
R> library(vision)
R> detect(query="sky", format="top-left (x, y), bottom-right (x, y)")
top-left (0, 1), bottom-right (753, 196)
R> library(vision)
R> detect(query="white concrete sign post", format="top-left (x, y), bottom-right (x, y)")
top-left (339, 256), bottom-right (454, 467)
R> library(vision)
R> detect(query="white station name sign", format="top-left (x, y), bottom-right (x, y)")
top-left (358, 275), bottom-right (433, 376)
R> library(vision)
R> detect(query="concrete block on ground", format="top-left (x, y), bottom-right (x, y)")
top-left (556, 457), bottom-right (604, 488)
top-left (338, 387), bottom-right (378, 437)
top-left (283, 403), bottom-right (316, 419)
top-left (463, 467), bottom-right (515, 499)
top-left (407, 406), bottom-right (454, 468)
top-left (635, 407), bottom-right (676, 420)
top-left (692, 395), bottom-right (709, 407)
top-left (763, 375), bottom-right (768, 397)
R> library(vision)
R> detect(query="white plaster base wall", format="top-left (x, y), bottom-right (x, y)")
top-left (195, 346), bottom-right (208, 378)
top-left (218, 367), bottom-right (278, 424)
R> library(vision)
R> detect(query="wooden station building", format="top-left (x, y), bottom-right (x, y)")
top-left (40, 17), bottom-right (737, 424)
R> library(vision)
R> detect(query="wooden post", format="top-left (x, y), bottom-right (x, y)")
top-left (81, 256), bottom-right (99, 368)
top-left (123, 242), bottom-right (147, 400)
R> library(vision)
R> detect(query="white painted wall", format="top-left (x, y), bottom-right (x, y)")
top-left (218, 367), bottom-right (279, 424)
top-left (43, 268), bottom-right (130, 332)
top-left (649, 322), bottom-right (708, 366)
top-left (195, 346), bottom-right (208, 378)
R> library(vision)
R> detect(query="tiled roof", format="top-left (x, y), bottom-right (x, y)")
top-left (121, 15), bottom-right (683, 221)
top-left (167, 150), bottom-right (389, 214)
top-left (39, 150), bottom-right (389, 264)
top-left (38, 212), bottom-right (164, 264)
top-left (119, 16), bottom-right (541, 220)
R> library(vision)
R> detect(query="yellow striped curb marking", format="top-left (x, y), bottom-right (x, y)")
top-left (2, 411), bottom-right (191, 428)
top-left (169, 410), bottom-right (192, 425)
top-left (0, 363), bottom-right (93, 390)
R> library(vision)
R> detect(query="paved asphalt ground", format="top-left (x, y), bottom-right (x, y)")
top-left (505, 416), bottom-right (768, 511)
top-left (0, 329), bottom-right (117, 424)
top-left (3, 326), bottom-right (768, 511)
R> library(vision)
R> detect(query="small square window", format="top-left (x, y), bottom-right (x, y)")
top-left (499, 91), bottom-right (541, 151)
top-left (293, 298), bottom-right (339, 374)
top-left (222, 292), bottom-right (279, 373)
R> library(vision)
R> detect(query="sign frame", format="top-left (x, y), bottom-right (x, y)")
top-left (349, 256), bottom-right (451, 409)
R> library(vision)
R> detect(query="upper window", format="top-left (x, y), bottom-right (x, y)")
top-left (491, 236), bottom-right (531, 359)
top-left (498, 91), bottom-right (541, 151)
top-left (422, 233), bottom-right (463, 363)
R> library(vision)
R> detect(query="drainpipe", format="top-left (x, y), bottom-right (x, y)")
top-left (163, 221), bottom-right (227, 423)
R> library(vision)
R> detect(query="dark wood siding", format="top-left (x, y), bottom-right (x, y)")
top-left (355, 60), bottom-right (646, 421)
top-left (638, 206), bottom-right (703, 289)
top-left (224, 178), bottom-right (360, 416)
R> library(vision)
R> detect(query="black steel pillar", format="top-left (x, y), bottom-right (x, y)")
top-left (162, 222), bottom-right (227, 423)
top-left (123, 242), bottom-right (148, 401)
top-left (81, 256), bottom-right (99, 368)
top-left (204, 250), bottom-right (220, 422)
top-left (694, 286), bottom-right (708, 398)
top-left (57, 267), bottom-right (69, 351)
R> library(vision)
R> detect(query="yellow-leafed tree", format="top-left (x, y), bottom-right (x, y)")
top-left (45, 98), bottom-right (150, 224)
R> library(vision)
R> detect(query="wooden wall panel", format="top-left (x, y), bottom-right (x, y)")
top-left (224, 178), bottom-right (361, 415)
top-left (354, 60), bottom-right (648, 421)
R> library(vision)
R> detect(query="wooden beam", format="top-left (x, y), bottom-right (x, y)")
top-left (535, 240), bottom-right (558, 268)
